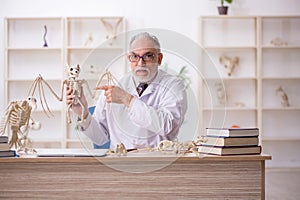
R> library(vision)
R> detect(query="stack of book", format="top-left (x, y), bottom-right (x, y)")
top-left (0, 136), bottom-right (16, 157)
top-left (198, 128), bottom-right (261, 156)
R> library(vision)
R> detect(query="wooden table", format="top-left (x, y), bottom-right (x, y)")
top-left (0, 152), bottom-right (271, 199)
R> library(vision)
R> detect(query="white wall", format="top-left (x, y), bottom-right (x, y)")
top-left (0, 0), bottom-right (299, 113)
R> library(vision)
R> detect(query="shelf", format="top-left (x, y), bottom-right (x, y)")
top-left (200, 16), bottom-right (256, 47)
top-left (204, 77), bottom-right (257, 81)
top-left (262, 137), bottom-right (300, 141)
top-left (203, 46), bottom-right (257, 50)
top-left (66, 16), bottom-right (125, 48)
top-left (200, 16), bottom-right (300, 168)
top-left (262, 46), bottom-right (300, 49)
top-left (7, 47), bottom-right (62, 51)
top-left (203, 107), bottom-right (257, 111)
top-left (262, 107), bottom-right (300, 111)
top-left (6, 17), bottom-right (63, 48)
top-left (201, 16), bottom-right (256, 19)
top-left (262, 48), bottom-right (300, 78)
top-left (262, 77), bottom-right (300, 80)
top-left (4, 16), bottom-right (126, 149)
top-left (67, 46), bottom-right (124, 50)
top-left (261, 16), bottom-right (300, 47)
top-left (202, 48), bottom-right (257, 78)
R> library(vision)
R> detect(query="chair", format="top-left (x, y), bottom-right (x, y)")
top-left (88, 106), bottom-right (110, 149)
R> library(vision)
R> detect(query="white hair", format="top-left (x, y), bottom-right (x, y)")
top-left (129, 32), bottom-right (161, 52)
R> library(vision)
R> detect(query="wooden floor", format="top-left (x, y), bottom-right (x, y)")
top-left (266, 168), bottom-right (300, 200)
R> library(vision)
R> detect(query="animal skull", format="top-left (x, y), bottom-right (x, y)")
top-left (26, 96), bottom-right (37, 110)
top-left (66, 64), bottom-right (80, 79)
top-left (219, 55), bottom-right (239, 76)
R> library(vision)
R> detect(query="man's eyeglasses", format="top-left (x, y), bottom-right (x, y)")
top-left (128, 52), bottom-right (156, 63)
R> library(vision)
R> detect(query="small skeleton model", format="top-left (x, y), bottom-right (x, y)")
top-left (100, 17), bottom-right (123, 45)
top-left (276, 86), bottom-right (290, 107)
top-left (158, 140), bottom-right (178, 154)
top-left (214, 81), bottom-right (226, 106)
top-left (43, 25), bottom-right (48, 47)
top-left (219, 55), bottom-right (239, 76)
top-left (186, 136), bottom-right (205, 154)
top-left (94, 69), bottom-right (119, 108)
top-left (0, 74), bottom-right (59, 152)
top-left (61, 64), bottom-right (95, 123)
top-left (180, 136), bottom-right (205, 154)
top-left (115, 143), bottom-right (127, 156)
top-left (95, 69), bottom-right (118, 88)
top-left (270, 37), bottom-right (288, 47)
top-left (158, 137), bottom-right (205, 155)
top-left (0, 96), bottom-right (39, 151)
top-left (18, 118), bottom-right (41, 154)
top-left (28, 74), bottom-right (62, 117)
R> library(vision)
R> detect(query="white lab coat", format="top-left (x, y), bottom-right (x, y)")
top-left (80, 69), bottom-right (187, 149)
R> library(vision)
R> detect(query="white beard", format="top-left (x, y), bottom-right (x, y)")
top-left (132, 66), bottom-right (158, 83)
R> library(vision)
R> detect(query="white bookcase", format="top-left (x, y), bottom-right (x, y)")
top-left (199, 16), bottom-right (258, 130)
top-left (199, 15), bottom-right (300, 168)
top-left (4, 17), bottom-right (126, 148)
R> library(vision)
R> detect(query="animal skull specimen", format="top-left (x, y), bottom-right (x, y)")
top-left (270, 37), bottom-right (288, 47)
top-left (276, 86), bottom-right (290, 107)
top-left (214, 81), bottom-right (226, 106)
top-left (100, 17), bottom-right (123, 45)
top-left (219, 55), bottom-right (239, 76)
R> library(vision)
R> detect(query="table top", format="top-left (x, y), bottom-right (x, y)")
top-left (0, 149), bottom-right (272, 163)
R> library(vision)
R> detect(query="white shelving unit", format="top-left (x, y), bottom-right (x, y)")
top-left (199, 16), bottom-right (258, 130)
top-left (4, 17), bottom-right (126, 148)
top-left (259, 16), bottom-right (300, 168)
top-left (199, 15), bottom-right (300, 168)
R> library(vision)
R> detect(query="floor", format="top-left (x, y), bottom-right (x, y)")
top-left (265, 168), bottom-right (300, 200)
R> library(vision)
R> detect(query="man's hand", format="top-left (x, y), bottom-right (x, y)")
top-left (66, 87), bottom-right (89, 119)
top-left (96, 85), bottom-right (133, 107)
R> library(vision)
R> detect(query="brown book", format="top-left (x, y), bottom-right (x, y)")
top-left (198, 145), bottom-right (262, 156)
top-left (201, 136), bottom-right (259, 147)
top-left (0, 143), bottom-right (10, 151)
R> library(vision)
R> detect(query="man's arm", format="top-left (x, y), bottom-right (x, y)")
top-left (128, 78), bottom-right (187, 137)
top-left (94, 77), bottom-right (187, 139)
top-left (77, 94), bottom-right (110, 147)
top-left (66, 87), bottom-right (109, 146)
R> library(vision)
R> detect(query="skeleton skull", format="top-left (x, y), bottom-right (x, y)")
top-left (219, 55), bottom-right (239, 76)
top-left (26, 96), bottom-right (37, 110)
top-left (66, 64), bottom-right (80, 79)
